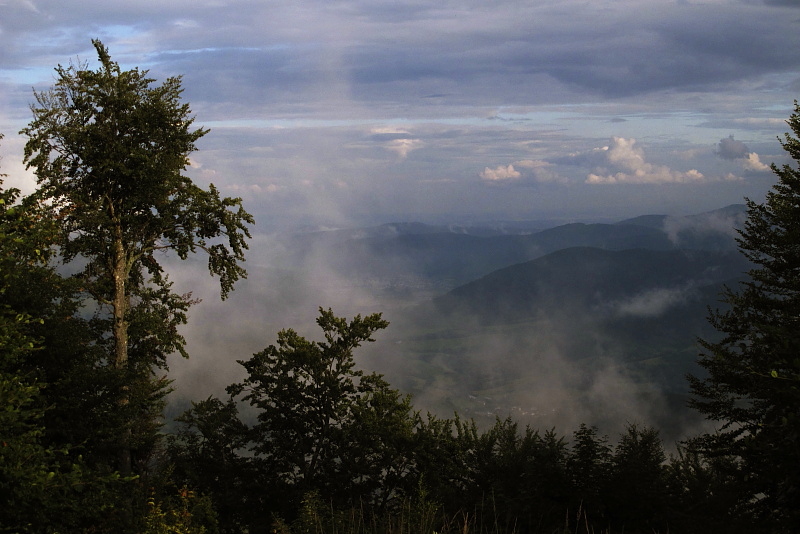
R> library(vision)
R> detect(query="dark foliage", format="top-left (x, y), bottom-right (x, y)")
top-left (689, 100), bottom-right (800, 531)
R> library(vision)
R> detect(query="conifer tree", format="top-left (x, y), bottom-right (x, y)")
top-left (689, 101), bottom-right (800, 529)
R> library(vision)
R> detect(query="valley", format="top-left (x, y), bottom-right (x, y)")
top-left (173, 204), bottom-right (751, 443)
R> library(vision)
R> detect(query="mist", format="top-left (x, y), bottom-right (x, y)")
top-left (161, 206), bottom-right (747, 445)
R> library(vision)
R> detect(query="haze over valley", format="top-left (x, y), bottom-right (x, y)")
top-left (166, 204), bottom-right (750, 443)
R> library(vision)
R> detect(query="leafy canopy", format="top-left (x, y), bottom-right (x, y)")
top-left (21, 39), bottom-right (253, 301)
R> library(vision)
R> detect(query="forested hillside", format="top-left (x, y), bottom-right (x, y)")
top-left (2, 43), bottom-right (798, 534)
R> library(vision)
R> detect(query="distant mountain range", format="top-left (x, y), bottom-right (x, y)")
top-left (434, 247), bottom-right (749, 321)
top-left (281, 205), bottom-right (747, 293)
top-left (268, 204), bottom-right (752, 441)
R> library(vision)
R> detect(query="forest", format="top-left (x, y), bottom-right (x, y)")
top-left (1, 41), bottom-right (799, 534)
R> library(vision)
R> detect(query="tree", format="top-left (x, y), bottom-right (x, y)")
top-left (0, 151), bottom-right (134, 533)
top-left (226, 308), bottom-right (400, 520)
top-left (405, 413), bottom-right (470, 518)
top-left (0, 369), bottom-right (130, 533)
top-left (0, 178), bottom-right (124, 475)
top-left (477, 420), bottom-right (570, 532)
top-left (0, 179), bottom-right (60, 530)
top-left (168, 397), bottom-right (254, 534)
top-left (567, 424), bottom-right (611, 525)
top-left (339, 373), bottom-right (416, 511)
top-left (688, 101), bottom-right (800, 530)
top-left (20, 40), bottom-right (253, 475)
top-left (664, 446), bottom-right (749, 534)
top-left (604, 424), bottom-right (668, 532)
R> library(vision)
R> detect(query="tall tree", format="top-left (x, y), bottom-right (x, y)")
top-left (20, 40), bottom-right (253, 475)
top-left (689, 101), bottom-right (800, 529)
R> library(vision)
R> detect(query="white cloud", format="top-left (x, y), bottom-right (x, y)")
top-left (742, 152), bottom-right (771, 173)
top-left (585, 137), bottom-right (706, 184)
top-left (515, 159), bottom-right (569, 184)
top-left (480, 164), bottom-right (521, 182)
top-left (480, 159), bottom-right (567, 185)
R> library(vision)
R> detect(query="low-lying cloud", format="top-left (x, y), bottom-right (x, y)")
top-left (663, 208), bottom-right (745, 247)
top-left (612, 286), bottom-right (691, 318)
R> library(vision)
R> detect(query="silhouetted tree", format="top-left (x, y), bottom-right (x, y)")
top-left (605, 424), bottom-right (668, 533)
top-left (665, 446), bottom-right (750, 534)
top-left (567, 424), bottom-right (611, 527)
top-left (20, 40), bottom-right (253, 475)
top-left (168, 397), bottom-right (253, 534)
top-left (689, 100), bottom-right (800, 530)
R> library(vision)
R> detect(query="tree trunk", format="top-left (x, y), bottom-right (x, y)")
top-left (112, 231), bottom-right (132, 476)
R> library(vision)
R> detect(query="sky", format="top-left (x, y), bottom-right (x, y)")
top-left (2, 0), bottom-right (800, 228)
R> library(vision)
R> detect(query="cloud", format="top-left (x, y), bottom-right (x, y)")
top-left (612, 287), bottom-right (690, 318)
top-left (742, 152), bottom-right (771, 172)
top-left (716, 135), bottom-right (772, 173)
top-left (717, 135), bottom-right (750, 160)
top-left (0, 134), bottom-right (37, 195)
top-left (385, 138), bottom-right (424, 159)
top-left (371, 127), bottom-right (423, 159)
top-left (732, 118), bottom-right (787, 128)
top-left (480, 159), bottom-right (567, 186)
top-left (663, 207), bottom-right (745, 246)
top-left (229, 183), bottom-right (283, 194)
top-left (515, 159), bottom-right (569, 184)
top-left (5, 0), bottom-right (800, 116)
top-left (0, 0), bottom-right (795, 227)
top-left (764, 0), bottom-right (800, 6)
top-left (480, 164), bottom-right (521, 182)
top-left (585, 137), bottom-right (706, 184)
